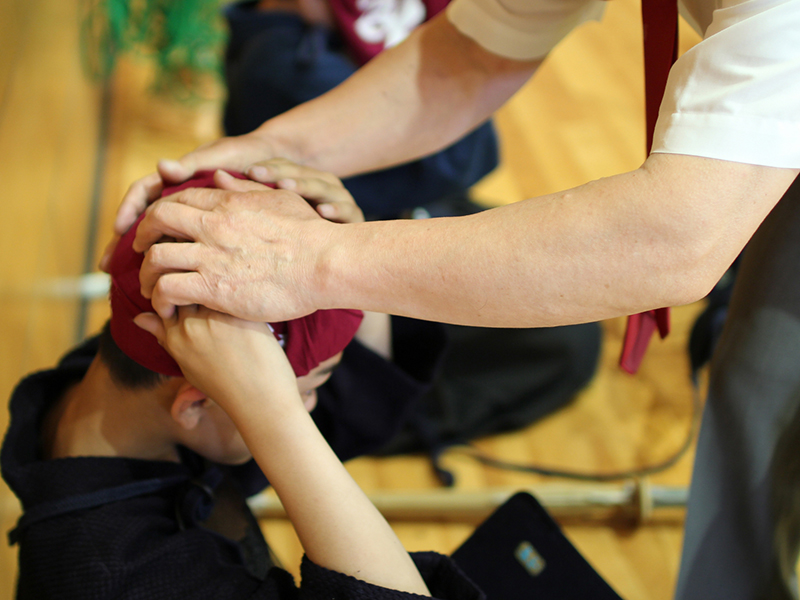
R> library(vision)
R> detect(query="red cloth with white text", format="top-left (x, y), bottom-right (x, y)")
top-left (328, 0), bottom-right (449, 65)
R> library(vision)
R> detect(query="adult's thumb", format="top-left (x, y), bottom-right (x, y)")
top-left (157, 159), bottom-right (194, 184)
top-left (214, 169), bottom-right (276, 192)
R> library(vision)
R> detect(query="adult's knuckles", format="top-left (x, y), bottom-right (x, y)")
top-left (147, 201), bottom-right (177, 227)
top-left (198, 209), bottom-right (221, 238)
top-left (144, 243), bottom-right (171, 269)
top-left (176, 186), bottom-right (215, 207)
top-left (266, 157), bottom-right (294, 169)
top-left (238, 190), bottom-right (270, 206)
top-left (200, 209), bottom-right (245, 246)
top-left (297, 178), bottom-right (326, 194)
top-left (153, 274), bottom-right (180, 306)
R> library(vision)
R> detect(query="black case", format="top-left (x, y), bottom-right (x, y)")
top-left (452, 492), bottom-right (624, 600)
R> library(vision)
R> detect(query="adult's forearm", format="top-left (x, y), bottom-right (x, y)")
top-left (255, 13), bottom-right (540, 178)
top-left (312, 154), bottom-right (798, 326)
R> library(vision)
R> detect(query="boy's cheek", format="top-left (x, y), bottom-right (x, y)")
top-left (216, 434), bottom-right (254, 466)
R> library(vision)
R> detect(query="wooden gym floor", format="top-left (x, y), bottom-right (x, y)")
top-left (0, 0), bottom-right (757, 597)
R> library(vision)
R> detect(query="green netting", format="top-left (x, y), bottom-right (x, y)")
top-left (79, 0), bottom-right (227, 99)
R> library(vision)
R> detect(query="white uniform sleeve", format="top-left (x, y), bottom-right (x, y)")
top-left (446, 0), bottom-right (606, 60)
top-left (653, 0), bottom-right (800, 168)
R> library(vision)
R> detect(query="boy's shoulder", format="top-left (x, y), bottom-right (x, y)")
top-left (15, 487), bottom-right (275, 600)
top-left (16, 492), bottom-right (166, 597)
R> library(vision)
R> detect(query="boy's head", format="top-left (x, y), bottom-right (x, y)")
top-left (101, 170), bottom-right (362, 464)
top-left (96, 320), bottom-right (343, 465)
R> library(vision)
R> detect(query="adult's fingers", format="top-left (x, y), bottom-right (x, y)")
top-left (276, 176), bottom-right (348, 202)
top-left (106, 183), bottom-right (218, 272)
top-left (156, 139), bottom-right (224, 184)
top-left (116, 132), bottom-right (275, 238)
top-left (218, 171), bottom-right (346, 219)
top-left (315, 200), bottom-right (364, 224)
top-left (158, 133), bottom-right (274, 185)
top-left (154, 173), bottom-right (276, 214)
top-left (149, 272), bottom-right (218, 320)
top-left (116, 172), bottom-right (164, 235)
top-left (132, 200), bottom-right (211, 253)
top-left (275, 178), bottom-right (363, 224)
top-left (246, 158), bottom-right (341, 186)
top-left (212, 169), bottom-right (273, 193)
top-left (139, 241), bottom-right (203, 299)
top-left (158, 181), bottom-right (245, 210)
top-left (239, 159), bottom-right (363, 222)
top-left (98, 234), bottom-right (121, 273)
top-left (213, 172), bottom-right (327, 224)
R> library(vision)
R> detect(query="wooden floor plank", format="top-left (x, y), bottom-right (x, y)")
top-left (0, 1), bottom-right (101, 596)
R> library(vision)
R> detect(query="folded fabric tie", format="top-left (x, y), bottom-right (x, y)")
top-left (619, 0), bottom-right (678, 374)
top-left (109, 170), bottom-right (363, 377)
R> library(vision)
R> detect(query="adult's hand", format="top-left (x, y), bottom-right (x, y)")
top-left (248, 158), bottom-right (365, 224)
top-left (99, 14), bottom-right (536, 271)
top-left (134, 170), bottom-right (336, 322)
top-left (99, 131), bottom-right (281, 272)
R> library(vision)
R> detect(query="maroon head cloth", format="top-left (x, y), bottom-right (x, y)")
top-left (109, 170), bottom-right (363, 377)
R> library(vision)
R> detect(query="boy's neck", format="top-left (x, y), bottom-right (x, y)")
top-left (42, 357), bottom-right (181, 463)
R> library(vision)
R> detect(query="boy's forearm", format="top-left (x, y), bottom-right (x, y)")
top-left (228, 394), bottom-right (429, 595)
top-left (255, 13), bottom-right (540, 178)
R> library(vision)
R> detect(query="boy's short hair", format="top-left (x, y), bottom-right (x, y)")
top-left (97, 320), bottom-right (166, 390)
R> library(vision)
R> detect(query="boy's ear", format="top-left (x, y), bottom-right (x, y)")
top-left (171, 381), bottom-right (208, 431)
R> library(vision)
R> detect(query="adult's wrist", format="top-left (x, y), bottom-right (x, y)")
top-left (251, 121), bottom-right (307, 166)
top-left (308, 219), bottom-right (371, 313)
top-left (303, 219), bottom-right (345, 312)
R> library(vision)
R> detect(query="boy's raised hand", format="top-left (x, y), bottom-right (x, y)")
top-left (136, 298), bottom-right (429, 598)
top-left (134, 306), bottom-right (299, 411)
